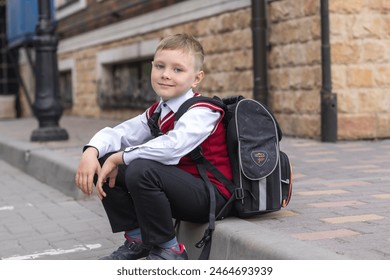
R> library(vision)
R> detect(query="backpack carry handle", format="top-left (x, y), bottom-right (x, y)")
top-left (222, 95), bottom-right (245, 105)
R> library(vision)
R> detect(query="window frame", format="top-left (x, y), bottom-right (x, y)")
top-left (96, 39), bottom-right (159, 109)
top-left (58, 58), bottom-right (75, 109)
top-left (54, 0), bottom-right (87, 20)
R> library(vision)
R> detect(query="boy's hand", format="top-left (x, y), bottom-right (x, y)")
top-left (75, 147), bottom-right (101, 195)
top-left (96, 151), bottom-right (124, 200)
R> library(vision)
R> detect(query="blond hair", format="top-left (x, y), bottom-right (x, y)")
top-left (155, 34), bottom-right (204, 71)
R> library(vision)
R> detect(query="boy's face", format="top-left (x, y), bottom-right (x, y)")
top-left (151, 49), bottom-right (204, 100)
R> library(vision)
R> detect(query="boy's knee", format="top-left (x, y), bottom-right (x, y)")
top-left (125, 159), bottom-right (157, 192)
top-left (126, 159), bottom-right (153, 176)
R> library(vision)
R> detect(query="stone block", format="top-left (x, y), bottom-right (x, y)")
top-left (377, 115), bottom-right (390, 138)
top-left (0, 95), bottom-right (16, 119)
top-left (347, 67), bottom-right (375, 87)
top-left (368, 0), bottom-right (390, 12)
top-left (329, 0), bottom-right (364, 13)
top-left (294, 114), bottom-right (320, 138)
top-left (294, 90), bottom-right (320, 114)
top-left (361, 41), bottom-right (386, 63)
top-left (337, 90), bottom-right (359, 113)
top-left (338, 114), bottom-right (377, 139)
top-left (352, 15), bottom-right (385, 39)
top-left (375, 66), bottom-right (390, 86)
top-left (357, 90), bottom-right (384, 113)
top-left (305, 41), bottom-right (321, 65)
top-left (385, 17), bottom-right (390, 35)
top-left (332, 42), bottom-right (360, 64)
top-left (332, 65), bottom-right (347, 89)
top-left (303, 0), bottom-right (320, 16)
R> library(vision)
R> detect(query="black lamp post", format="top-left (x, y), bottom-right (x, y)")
top-left (31, 0), bottom-right (68, 141)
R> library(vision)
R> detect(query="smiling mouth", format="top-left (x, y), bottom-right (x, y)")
top-left (158, 83), bottom-right (174, 87)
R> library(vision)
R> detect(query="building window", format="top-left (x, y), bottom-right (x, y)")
top-left (59, 70), bottom-right (73, 108)
top-left (58, 58), bottom-right (75, 109)
top-left (96, 39), bottom-right (159, 109)
top-left (54, 0), bottom-right (87, 20)
top-left (98, 59), bottom-right (155, 109)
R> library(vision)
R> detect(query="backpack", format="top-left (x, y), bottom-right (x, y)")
top-left (148, 95), bottom-right (293, 259)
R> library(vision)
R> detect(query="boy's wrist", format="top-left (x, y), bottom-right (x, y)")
top-left (84, 146), bottom-right (99, 158)
top-left (108, 151), bottom-right (124, 165)
top-left (117, 151), bottom-right (125, 165)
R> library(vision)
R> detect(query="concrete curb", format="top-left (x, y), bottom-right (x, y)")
top-left (0, 135), bottom-right (84, 199)
top-left (177, 219), bottom-right (349, 260)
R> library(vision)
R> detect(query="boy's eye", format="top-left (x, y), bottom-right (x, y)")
top-left (154, 64), bottom-right (164, 70)
top-left (174, 67), bottom-right (182, 73)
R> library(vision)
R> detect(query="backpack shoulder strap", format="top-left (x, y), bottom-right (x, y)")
top-left (174, 96), bottom-right (228, 260)
top-left (175, 96), bottom-right (226, 121)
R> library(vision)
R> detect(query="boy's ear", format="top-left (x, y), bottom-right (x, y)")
top-left (192, 70), bottom-right (205, 88)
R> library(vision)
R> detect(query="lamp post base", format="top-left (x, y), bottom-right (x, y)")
top-left (31, 126), bottom-right (69, 142)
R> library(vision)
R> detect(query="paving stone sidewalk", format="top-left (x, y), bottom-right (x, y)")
top-left (0, 158), bottom-right (124, 260)
top-left (0, 116), bottom-right (389, 259)
top-left (262, 137), bottom-right (390, 259)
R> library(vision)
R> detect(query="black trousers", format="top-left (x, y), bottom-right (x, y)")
top-left (99, 157), bottom-right (227, 246)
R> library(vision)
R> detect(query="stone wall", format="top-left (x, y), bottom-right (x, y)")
top-left (268, 0), bottom-right (390, 139)
top-left (267, 0), bottom-right (322, 139)
top-left (329, 0), bottom-right (390, 139)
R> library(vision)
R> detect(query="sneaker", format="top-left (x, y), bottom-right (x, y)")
top-left (100, 236), bottom-right (151, 260)
top-left (146, 243), bottom-right (188, 260)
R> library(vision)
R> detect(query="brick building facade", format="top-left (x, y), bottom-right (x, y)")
top-left (17, 0), bottom-right (390, 140)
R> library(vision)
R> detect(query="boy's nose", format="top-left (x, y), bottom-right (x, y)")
top-left (161, 69), bottom-right (171, 79)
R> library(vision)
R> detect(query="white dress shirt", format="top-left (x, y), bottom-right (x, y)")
top-left (87, 89), bottom-right (221, 165)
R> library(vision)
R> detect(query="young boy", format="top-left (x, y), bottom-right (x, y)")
top-left (75, 33), bottom-right (232, 260)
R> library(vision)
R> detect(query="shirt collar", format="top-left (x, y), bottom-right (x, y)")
top-left (157, 89), bottom-right (195, 113)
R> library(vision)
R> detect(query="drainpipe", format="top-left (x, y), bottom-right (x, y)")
top-left (252, 0), bottom-right (268, 105)
top-left (320, 0), bottom-right (337, 142)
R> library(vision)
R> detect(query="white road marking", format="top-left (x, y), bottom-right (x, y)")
top-left (0, 206), bottom-right (14, 211)
top-left (2, 244), bottom-right (102, 260)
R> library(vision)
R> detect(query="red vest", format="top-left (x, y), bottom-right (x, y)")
top-left (146, 99), bottom-right (233, 199)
